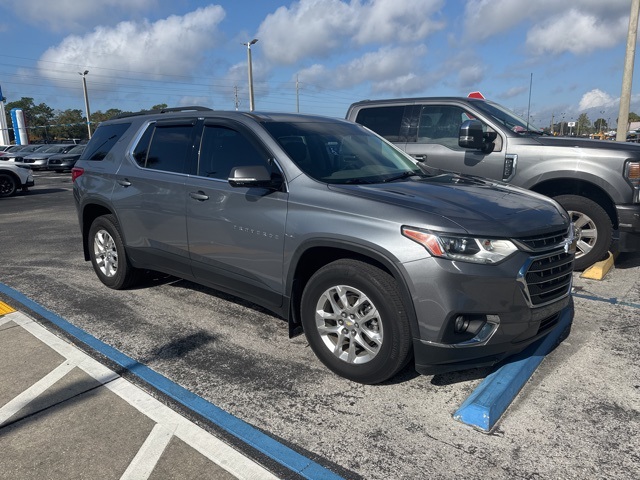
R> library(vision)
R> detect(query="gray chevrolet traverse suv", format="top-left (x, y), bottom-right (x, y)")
top-left (72, 107), bottom-right (575, 384)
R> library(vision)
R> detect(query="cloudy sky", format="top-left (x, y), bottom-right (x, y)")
top-left (0, 0), bottom-right (637, 128)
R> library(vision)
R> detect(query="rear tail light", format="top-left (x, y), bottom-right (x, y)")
top-left (71, 167), bottom-right (84, 182)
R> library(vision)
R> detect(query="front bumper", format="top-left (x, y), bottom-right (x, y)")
top-left (615, 204), bottom-right (640, 252)
top-left (402, 250), bottom-right (574, 375)
top-left (413, 297), bottom-right (573, 375)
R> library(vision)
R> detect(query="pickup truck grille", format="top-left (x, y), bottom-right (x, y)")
top-left (519, 251), bottom-right (574, 306)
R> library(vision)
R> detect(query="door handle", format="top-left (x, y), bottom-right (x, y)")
top-left (117, 179), bottom-right (132, 187)
top-left (189, 191), bottom-right (209, 201)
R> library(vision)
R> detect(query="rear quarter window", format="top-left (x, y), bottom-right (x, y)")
top-left (80, 123), bottom-right (131, 161)
top-left (354, 106), bottom-right (405, 142)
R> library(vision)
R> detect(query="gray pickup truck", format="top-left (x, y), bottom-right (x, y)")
top-left (347, 97), bottom-right (640, 270)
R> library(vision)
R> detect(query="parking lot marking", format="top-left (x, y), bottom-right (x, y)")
top-left (121, 423), bottom-right (177, 480)
top-left (5, 310), bottom-right (279, 480)
top-left (0, 282), bottom-right (345, 480)
top-left (0, 361), bottom-right (75, 426)
top-left (453, 308), bottom-right (573, 432)
top-left (0, 301), bottom-right (16, 315)
top-left (573, 292), bottom-right (640, 309)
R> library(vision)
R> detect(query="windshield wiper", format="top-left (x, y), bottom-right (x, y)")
top-left (382, 171), bottom-right (424, 183)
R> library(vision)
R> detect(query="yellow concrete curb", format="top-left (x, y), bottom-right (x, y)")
top-left (0, 301), bottom-right (17, 316)
top-left (579, 251), bottom-right (615, 280)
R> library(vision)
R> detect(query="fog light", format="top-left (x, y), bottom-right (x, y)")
top-left (454, 316), bottom-right (470, 333)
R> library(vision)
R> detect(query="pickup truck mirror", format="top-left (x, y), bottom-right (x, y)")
top-left (228, 165), bottom-right (282, 190)
top-left (459, 120), bottom-right (484, 150)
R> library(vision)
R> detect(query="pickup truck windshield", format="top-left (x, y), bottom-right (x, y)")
top-left (475, 100), bottom-right (544, 135)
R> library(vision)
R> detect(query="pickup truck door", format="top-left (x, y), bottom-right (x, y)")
top-left (403, 104), bottom-right (510, 182)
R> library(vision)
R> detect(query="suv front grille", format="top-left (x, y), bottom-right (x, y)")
top-left (513, 228), bottom-right (569, 252)
top-left (519, 251), bottom-right (574, 306)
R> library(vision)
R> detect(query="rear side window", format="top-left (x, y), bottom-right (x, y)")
top-left (354, 106), bottom-right (405, 142)
top-left (81, 123), bottom-right (131, 161)
top-left (133, 120), bottom-right (195, 174)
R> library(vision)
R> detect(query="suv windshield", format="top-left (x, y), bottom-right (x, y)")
top-left (263, 121), bottom-right (421, 184)
top-left (474, 100), bottom-right (543, 135)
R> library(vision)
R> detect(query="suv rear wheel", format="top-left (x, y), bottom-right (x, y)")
top-left (301, 259), bottom-right (412, 384)
top-left (554, 195), bottom-right (612, 270)
top-left (88, 214), bottom-right (142, 289)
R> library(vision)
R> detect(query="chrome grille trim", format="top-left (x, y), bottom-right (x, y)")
top-left (512, 228), bottom-right (570, 252)
top-left (517, 250), bottom-right (574, 308)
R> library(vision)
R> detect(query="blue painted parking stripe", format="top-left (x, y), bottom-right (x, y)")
top-left (0, 282), bottom-right (343, 480)
top-left (573, 292), bottom-right (640, 309)
top-left (453, 308), bottom-right (573, 432)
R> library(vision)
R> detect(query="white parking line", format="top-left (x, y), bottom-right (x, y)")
top-left (120, 423), bottom-right (177, 480)
top-left (0, 361), bottom-right (75, 426)
top-left (2, 312), bottom-right (279, 480)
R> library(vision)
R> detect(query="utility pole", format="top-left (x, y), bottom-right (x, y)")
top-left (79, 70), bottom-right (92, 139)
top-left (234, 85), bottom-right (240, 111)
top-left (296, 75), bottom-right (300, 113)
top-left (243, 39), bottom-right (258, 111)
top-left (617, 0), bottom-right (640, 141)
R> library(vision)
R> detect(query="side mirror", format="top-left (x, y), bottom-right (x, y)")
top-left (458, 119), bottom-right (484, 150)
top-left (228, 165), bottom-right (281, 190)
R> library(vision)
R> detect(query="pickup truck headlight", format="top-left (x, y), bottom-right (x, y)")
top-left (402, 226), bottom-right (518, 264)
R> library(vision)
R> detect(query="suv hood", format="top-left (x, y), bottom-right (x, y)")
top-left (330, 174), bottom-right (569, 237)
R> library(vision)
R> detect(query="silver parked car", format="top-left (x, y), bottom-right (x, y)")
top-left (73, 107), bottom-right (575, 384)
top-left (21, 144), bottom-right (76, 170)
top-left (47, 144), bottom-right (86, 172)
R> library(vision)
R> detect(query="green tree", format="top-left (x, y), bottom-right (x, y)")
top-left (91, 108), bottom-right (126, 126)
top-left (4, 97), bottom-right (55, 141)
top-left (150, 103), bottom-right (168, 111)
top-left (576, 113), bottom-right (591, 136)
top-left (628, 112), bottom-right (640, 122)
top-left (594, 118), bottom-right (608, 132)
top-left (50, 109), bottom-right (86, 140)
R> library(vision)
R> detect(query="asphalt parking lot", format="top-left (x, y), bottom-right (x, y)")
top-left (0, 171), bottom-right (638, 479)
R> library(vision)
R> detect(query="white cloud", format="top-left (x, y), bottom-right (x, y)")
top-left (0, 0), bottom-right (156, 31)
top-left (353, 0), bottom-right (445, 45)
top-left (578, 89), bottom-right (616, 110)
top-left (297, 46), bottom-right (429, 95)
top-left (463, 0), bottom-right (630, 55)
top-left (501, 85), bottom-right (529, 99)
top-left (526, 10), bottom-right (627, 55)
top-left (456, 64), bottom-right (485, 88)
top-left (257, 0), bottom-right (444, 65)
top-left (37, 6), bottom-right (225, 85)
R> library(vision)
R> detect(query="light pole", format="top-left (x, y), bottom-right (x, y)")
top-left (243, 38), bottom-right (258, 111)
top-left (79, 70), bottom-right (92, 139)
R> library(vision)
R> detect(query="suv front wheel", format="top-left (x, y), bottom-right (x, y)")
top-left (300, 259), bottom-right (412, 384)
top-left (88, 214), bottom-right (142, 289)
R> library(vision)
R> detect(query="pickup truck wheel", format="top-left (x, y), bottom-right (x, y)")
top-left (88, 214), bottom-right (142, 289)
top-left (554, 194), bottom-right (612, 270)
top-left (301, 259), bottom-right (412, 384)
top-left (0, 173), bottom-right (17, 197)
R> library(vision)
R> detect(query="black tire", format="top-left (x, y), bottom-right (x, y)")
top-left (301, 259), bottom-right (412, 384)
top-left (88, 214), bottom-right (142, 289)
top-left (0, 173), bottom-right (17, 197)
top-left (554, 194), bottom-right (612, 270)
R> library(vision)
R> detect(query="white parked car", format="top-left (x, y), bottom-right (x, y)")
top-left (0, 162), bottom-right (34, 197)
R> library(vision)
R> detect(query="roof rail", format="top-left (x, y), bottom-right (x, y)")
top-left (113, 106), bottom-right (213, 119)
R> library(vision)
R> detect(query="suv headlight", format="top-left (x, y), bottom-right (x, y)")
top-left (402, 226), bottom-right (518, 264)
